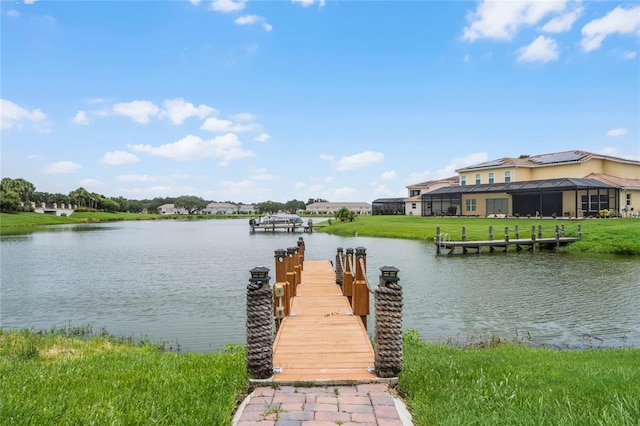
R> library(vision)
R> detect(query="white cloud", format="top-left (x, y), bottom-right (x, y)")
top-left (254, 132), bottom-right (270, 142)
top-left (581, 6), bottom-right (640, 52)
top-left (6, 10), bottom-right (20, 18)
top-left (128, 133), bottom-right (254, 165)
top-left (101, 151), bottom-right (140, 165)
top-left (88, 98), bottom-right (105, 104)
top-left (517, 35), bottom-right (559, 63)
top-left (211, 0), bottom-right (246, 13)
top-left (79, 178), bottom-right (106, 188)
top-left (381, 170), bottom-right (397, 181)
top-left (188, 0), bottom-right (201, 5)
top-left (200, 116), bottom-right (259, 132)
top-left (24, 0), bottom-right (38, 4)
top-left (235, 14), bottom-right (273, 31)
top-left (113, 100), bottom-right (159, 124)
top-left (623, 51), bottom-right (637, 60)
top-left (73, 110), bottom-right (89, 125)
top-left (463, 0), bottom-right (567, 41)
top-left (292, 0), bottom-right (325, 8)
top-left (332, 187), bottom-right (357, 198)
top-left (160, 98), bottom-right (215, 125)
top-left (43, 161), bottom-right (82, 174)
top-left (541, 6), bottom-right (583, 33)
top-left (336, 151), bottom-right (384, 171)
top-left (0, 98), bottom-right (48, 131)
top-left (116, 174), bottom-right (164, 182)
top-left (606, 128), bottom-right (628, 137)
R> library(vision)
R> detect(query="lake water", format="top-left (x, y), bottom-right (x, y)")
top-left (1, 219), bottom-right (639, 352)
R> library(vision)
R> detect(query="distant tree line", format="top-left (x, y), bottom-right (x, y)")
top-left (0, 177), bottom-right (329, 215)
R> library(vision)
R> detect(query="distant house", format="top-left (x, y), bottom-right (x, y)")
top-left (422, 150), bottom-right (640, 218)
top-left (305, 202), bottom-right (372, 216)
top-left (202, 202), bottom-right (238, 215)
top-left (158, 204), bottom-right (188, 215)
top-left (372, 176), bottom-right (458, 215)
top-left (238, 204), bottom-right (256, 214)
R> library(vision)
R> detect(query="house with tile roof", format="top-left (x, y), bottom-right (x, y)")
top-left (422, 150), bottom-right (640, 218)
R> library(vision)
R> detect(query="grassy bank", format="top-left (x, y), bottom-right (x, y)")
top-left (2, 328), bottom-right (638, 425)
top-left (0, 326), bottom-right (247, 425)
top-left (317, 215), bottom-right (640, 255)
top-left (400, 331), bottom-right (640, 425)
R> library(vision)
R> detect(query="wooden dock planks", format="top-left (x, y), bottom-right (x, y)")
top-left (272, 260), bottom-right (376, 383)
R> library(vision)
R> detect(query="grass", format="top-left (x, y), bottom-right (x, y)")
top-left (0, 326), bottom-right (247, 425)
top-left (3, 328), bottom-right (639, 425)
top-left (318, 215), bottom-right (640, 255)
top-left (400, 330), bottom-right (640, 425)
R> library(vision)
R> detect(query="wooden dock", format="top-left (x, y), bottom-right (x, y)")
top-left (271, 260), bottom-right (376, 383)
top-left (435, 224), bottom-right (581, 254)
top-left (250, 221), bottom-right (313, 233)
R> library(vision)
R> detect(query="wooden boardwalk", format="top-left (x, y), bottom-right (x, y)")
top-left (271, 260), bottom-right (376, 383)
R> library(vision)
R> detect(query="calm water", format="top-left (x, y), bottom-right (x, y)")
top-left (1, 219), bottom-right (639, 352)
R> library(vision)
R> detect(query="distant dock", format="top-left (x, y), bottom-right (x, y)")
top-left (435, 224), bottom-right (581, 254)
top-left (250, 217), bottom-right (313, 233)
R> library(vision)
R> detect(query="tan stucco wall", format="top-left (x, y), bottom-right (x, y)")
top-left (460, 158), bottom-right (640, 183)
top-left (461, 193), bottom-right (511, 216)
top-left (621, 188), bottom-right (640, 217)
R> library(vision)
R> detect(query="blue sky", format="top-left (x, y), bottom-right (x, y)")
top-left (1, 0), bottom-right (639, 204)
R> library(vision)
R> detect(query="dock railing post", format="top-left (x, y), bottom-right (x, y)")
top-left (515, 225), bottom-right (519, 239)
top-left (293, 246), bottom-right (301, 292)
top-left (343, 248), bottom-right (354, 306)
top-left (560, 224), bottom-right (565, 237)
top-left (246, 267), bottom-right (273, 380)
top-left (504, 226), bottom-right (509, 243)
top-left (538, 225), bottom-right (543, 239)
top-left (462, 226), bottom-right (467, 242)
top-left (489, 225), bottom-right (493, 241)
top-left (297, 237), bottom-right (305, 270)
top-left (375, 266), bottom-right (402, 378)
top-left (353, 247), bottom-right (370, 331)
top-left (578, 225), bottom-right (582, 238)
top-left (555, 225), bottom-right (560, 248)
top-left (286, 247), bottom-right (297, 315)
top-left (531, 225), bottom-right (536, 252)
top-left (335, 247), bottom-right (344, 287)
top-left (435, 227), bottom-right (441, 254)
top-left (273, 249), bottom-right (288, 328)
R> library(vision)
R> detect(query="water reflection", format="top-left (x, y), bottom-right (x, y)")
top-left (1, 219), bottom-right (638, 352)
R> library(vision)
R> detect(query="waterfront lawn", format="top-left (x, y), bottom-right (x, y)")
top-left (400, 331), bottom-right (640, 425)
top-left (319, 216), bottom-right (640, 255)
top-left (0, 327), bottom-right (247, 425)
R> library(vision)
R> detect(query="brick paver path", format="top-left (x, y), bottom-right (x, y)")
top-left (233, 383), bottom-right (413, 426)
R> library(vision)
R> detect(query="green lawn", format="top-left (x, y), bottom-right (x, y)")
top-left (2, 328), bottom-right (638, 425)
top-left (317, 215), bottom-right (640, 255)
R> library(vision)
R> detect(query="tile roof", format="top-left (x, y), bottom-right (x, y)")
top-left (585, 173), bottom-right (640, 189)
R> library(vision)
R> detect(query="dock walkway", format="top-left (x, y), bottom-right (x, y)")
top-left (271, 260), bottom-right (376, 383)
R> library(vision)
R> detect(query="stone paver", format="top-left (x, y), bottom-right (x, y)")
top-left (233, 384), bottom-right (413, 426)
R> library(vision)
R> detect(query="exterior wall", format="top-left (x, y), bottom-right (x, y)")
top-left (405, 200), bottom-right (420, 216)
top-left (460, 167), bottom-right (519, 185)
top-left (459, 158), bottom-right (640, 183)
top-left (461, 193), bottom-right (511, 217)
top-left (603, 162), bottom-right (640, 179)
top-left (621, 189), bottom-right (640, 217)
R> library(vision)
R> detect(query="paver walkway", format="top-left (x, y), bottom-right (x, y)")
top-left (233, 383), bottom-right (414, 426)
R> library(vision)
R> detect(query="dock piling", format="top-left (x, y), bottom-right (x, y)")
top-left (246, 267), bottom-right (273, 379)
top-left (374, 266), bottom-right (402, 378)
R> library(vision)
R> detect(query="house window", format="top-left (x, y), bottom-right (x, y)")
top-left (465, 198), bottom-right (476, 212)
top-left (505, 171), bottom-right (511, 182)
top-left (461, 176), bottom-right (466, 186)
top-left (412, 203), bottom-right (416, 209)
top-left (488, 172), bottom-right (494, 184)
top-left (410, 189), bottom-right (420, 197)
top-left (475, 174), bottom-right (481, 185)
top-left (581, 194), bottom-right (608, 212)
top-left (627, 194), bottom-right (631, 205)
